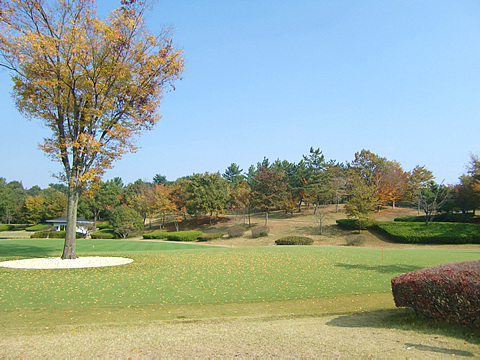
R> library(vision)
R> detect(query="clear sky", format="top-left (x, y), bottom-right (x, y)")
top-left (1, 0), bottom-right (480, 189)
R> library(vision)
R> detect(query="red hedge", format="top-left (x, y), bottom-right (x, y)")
top-left (391, 260), bottom-right (480, 328)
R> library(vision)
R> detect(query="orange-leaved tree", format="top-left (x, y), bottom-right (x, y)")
top-left (376, 160), bottom-right (408, 208)
top-left (0, 0), bottom-right (184, 258)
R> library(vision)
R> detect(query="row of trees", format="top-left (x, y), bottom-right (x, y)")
top-left (6, 148), bottom-right (477, 230)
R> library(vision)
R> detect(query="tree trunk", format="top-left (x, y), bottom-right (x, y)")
top-left (93, 211), bottom-right (98, 230)
top-left (62, 186), bottom-right (79, 259)
top-left (265, 208), bottom-right (269, 226)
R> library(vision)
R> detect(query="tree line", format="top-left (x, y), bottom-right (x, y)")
top-left (2, 148), bottom-right (478, 230)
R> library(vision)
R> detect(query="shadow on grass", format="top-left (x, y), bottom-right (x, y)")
top-left (326, 308), bottom-right (480, 351)
top-left (335, 262), bottom-right (422, 274)
top-left (0, 242), bottom-right (61, 258)
top-left (294, 224), bottom-right (345, 237)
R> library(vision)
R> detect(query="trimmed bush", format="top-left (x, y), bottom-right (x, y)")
top-left (165, 231), bottom-right (203, 242)
top-left (30, 230), bottom-right (86, 239)
top-left (91, 230), bottom-right (116, 239)
top-left (391, 260), bottom-right (480, 328)
top-left (251, 226), bottom-right (270, 238)
top-left (143, 231), bottom-right (167, 240)
top-left (345, 234), bottom-right (365, 246)
top-left (0, 224), bottom-right (15, 231)
top-left (395, 213), bottom-right (475, 223)
top-left (394, 216), bottom-right (426, 222)
top-left (198, 233), bottom-right (224, 241)
top-left (227, 226), bottom-right (245, 238)
top-left (275, 236), bottom-right (314, 245)
top-left (376, 221), bottom-right (480, 244)
top-left (336, 218), bottom-right (375, 230)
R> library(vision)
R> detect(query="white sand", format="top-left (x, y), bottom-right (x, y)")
top-left (0, 256), bottom-right (133, 269)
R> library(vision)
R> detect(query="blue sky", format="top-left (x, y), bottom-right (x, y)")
top-left (1, 0), bottom-right (480, 188)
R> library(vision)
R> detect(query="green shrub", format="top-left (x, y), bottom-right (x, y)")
top-left (30, 231), bottom-right (86, 239)
top-left (391, 260), bottom-right (480, 328)
top-left (143, 231), bottom-right (167, 240)
top-left (96, 223), bottom-right (111, 230)
top-left (165, 231), bottom-right (203, 242)
top-left (251, 226), bottom-right (270, 238)
top-left (198, 233), bottom-right (224, 241)
top-left (11, 225), bottom-right (27, 231)
top-left (394, 216), bottom-right (425, 222)
top-left (0, 224), bottom-right (15, 231)
top-left (227, 226), bottom-right (245, 238)
top-left (90, 230), bottom-right (116, 239)
top-left (275, 236), bottom-right (314, 245)
top-left (109, 207), bottom-right (144, 231)
top-left (336, 218), bottom-right (375, 230)
top-left (394, 213), bottom-right (475, 223)
top-left (376, 221), bottom-right (480, 244)
top-left (345, 234), bottom-right (365, 246)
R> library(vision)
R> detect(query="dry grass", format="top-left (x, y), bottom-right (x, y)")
top-left (2, 301), bottom-right (479, 358)
top-left (2, 293), bottom-right (479, 358)
top-left (195, 205), bottom-right (480, 250)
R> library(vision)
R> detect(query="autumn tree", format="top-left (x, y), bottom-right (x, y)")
top-left (0, 0), bottom-right (184, 258)
top-left (44, 191), bottom-right (68, 219)
top-left (149, 183), bottom-right (175, 228)
top-left (349, 149), bottom-right (386, 186)
top-left (326, 163), bottom-right (347, 212)
top-left (250, 166), bottom-right (287, 225)
top-left (349, 149), bottom-right (411, 209)
top-left (404, 165), bottom-right (434, 210)
top-left (450, 154), bottom-right (480, 214)
top-left (345, 173), bottom-right (381, 232)
top-left (452, 175), bottom-right (478, 214)
top-left (124, 179), bottom-right (153, 225)
top-left (376, 160), bottom-right (408, 208)
top-left (170, 179), bottom-right (188, 231)
top-left (19, 195), bottom-right (46, 224)
top-left (237, 181), bottom-right (252, 226)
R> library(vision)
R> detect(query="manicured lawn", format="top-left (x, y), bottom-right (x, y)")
top-left (1, 240), bottom-right (479, 311)
top-left (376, 221), bottom-right (480, 244)
top-left (0, 238), bottom-right (214, 259)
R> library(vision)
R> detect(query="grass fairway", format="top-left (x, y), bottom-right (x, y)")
top-left (1, 241), bottom-right (480, 312)
top-left (1, 238), bottom-right (480, 358)
top-left (0, 238), bottom-right (214, 258)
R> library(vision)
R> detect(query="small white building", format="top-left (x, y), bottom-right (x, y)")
top-left (46, 217), bottom-right (94, 234)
